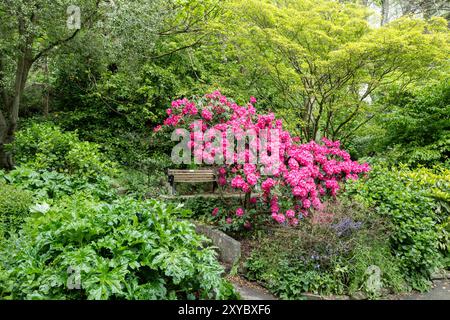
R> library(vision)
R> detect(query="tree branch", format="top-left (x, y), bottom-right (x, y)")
top-left (149, 36), bottom-right (206, 59)
top-left (341, 104), bottom-right (392, 142)
top-left (32, 0), bottom-right (101, 63)
top-left (157, 1), bottom-right (220, 36)
top-left (32, 29), bottom-right (80, 63)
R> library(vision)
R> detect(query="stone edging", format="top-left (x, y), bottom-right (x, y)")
top-left (193, 222), bottom-right (241, 266)
top-left (431, 270), bottom-right (450, 280)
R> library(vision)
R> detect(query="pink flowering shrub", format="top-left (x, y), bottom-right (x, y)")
top-left (155, 91), bottom-right (370, 228)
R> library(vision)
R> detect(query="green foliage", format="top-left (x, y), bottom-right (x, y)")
top-left (110, 151), bottom-right (173, 199)
top-left (345, 163), bottom-right (450, 290)
top-left (354, 80), bottom-right (450, 165)
top-left (176, 196), bottom-right (227, 218)
top-left (207, 0), bottom-right (449, 141)
top-left (115, 168), bottom-right (168, 199)
top-left (0, 167), bottom-right (116, 201)
top-left (0, 182), bottom-right (33, 239)
top-left (0, 196), bottom-right (236, 300)
top-left (7, 123), bottom-right (116, 181)
top-left (171, 196), bottom-right (269, 237)
top-left (345, 239), bottom-right (407, 297)
top-left (244, 200), bottom-right (406, 298)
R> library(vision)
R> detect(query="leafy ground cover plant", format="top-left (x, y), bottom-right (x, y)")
top-left (244, 200), bottom-right (407, 298)
top-left (345, 163), bottom-right (450, 291)
top-left (0, 167), bottom-right (116, 201)
top-left (0, 182), bottom-right (33, 240)
top-left (0, 195), bottom-right (237, 300)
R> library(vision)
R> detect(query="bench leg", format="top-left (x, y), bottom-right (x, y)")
top-left (168, 174), bottom-right (176, 195)
top-left (172, 183), bottom-right (176, 195)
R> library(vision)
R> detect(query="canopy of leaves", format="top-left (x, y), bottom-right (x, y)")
top-left (201, 0), bottom-right (449, 142)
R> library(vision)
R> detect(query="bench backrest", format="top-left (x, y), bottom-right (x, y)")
top-left (168, 169), bottom-right (216, 183)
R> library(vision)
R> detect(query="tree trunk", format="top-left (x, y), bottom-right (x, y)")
top-left (381, 0), bottom-right (390, 25)
top-left (0, 110), bottom-right (15, 170)
top-left (0, 51), bottom-right (32, 170)
top-left (43, 56), bottom-right (49, 117)
top-left (0, 133), bottom-right (14, 170)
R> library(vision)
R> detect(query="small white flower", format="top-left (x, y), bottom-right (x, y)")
top-left (30, 203), bottom-right (51, 214)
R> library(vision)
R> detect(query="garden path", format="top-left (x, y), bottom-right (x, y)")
top-left (394, 280), bottom-right (450, 300)
top-left (228, 275), bottom-right (450, 300)
top-left (227, 275), bottom-right (278, 300)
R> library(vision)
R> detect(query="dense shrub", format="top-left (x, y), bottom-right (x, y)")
top-left (345, 163), bottom-right (450, 290)
top-left (115, 168), bottom-right (164, 197)
top-left (155, 92), bottom-right (370, 227)
top-left (0, 182), bottom-right (33, 239)
top-left (244, 200), bottom-right (406, 298)
top-left (0, 196), bottom-right (237, 300)
top-left (7, 123), bottom-right (116, 181)
top-left (51, 59), bottom-right (181, 168)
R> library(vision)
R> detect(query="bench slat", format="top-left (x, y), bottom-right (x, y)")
top-left (170, 172), bottom-right (215, 175)
top-left (168, 170), bottom-right (215, 175)
top-left (174, 179), bottom-right (215, 182)
top-left (173, 175), bottom-right (215, 178)
top-left (172, 175), bottom-right (215, 178)
top-left (172, 174), bottom-right (215, 177)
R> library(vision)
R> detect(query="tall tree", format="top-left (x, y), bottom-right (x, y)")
top-left (0, 0), bottom-right (104, 169)
top-left (211, 0), bottom-right (449, 142)
top-left (0, 0), bottom-right (218, 169)
top-left (381, 0), bottom-right (391, 25)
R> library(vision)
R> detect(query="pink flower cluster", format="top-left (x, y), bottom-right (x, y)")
top-left (155, 91), bottom-right (370, 226)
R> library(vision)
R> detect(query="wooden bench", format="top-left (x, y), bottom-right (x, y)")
top-left (167, 169), bottom-right (217, 195)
